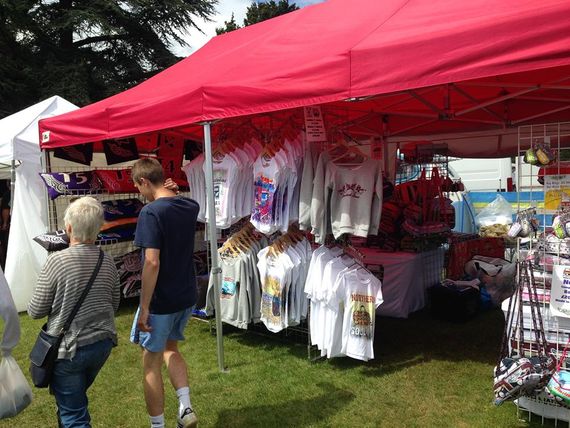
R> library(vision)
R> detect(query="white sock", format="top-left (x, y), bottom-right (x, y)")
top-left (150, 414), bottom-right (165, 428)
top-left (176, 386), bottom-right (192, 414)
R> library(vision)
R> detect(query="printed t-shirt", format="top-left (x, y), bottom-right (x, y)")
top-left (325, 159), bottom-right (382, 239)
top-left (251, 154), bottom-right (284, 234)
top-left (331, 268), bottom-right (383, 361)
top-left (257, 248), bottom-right (294, 333)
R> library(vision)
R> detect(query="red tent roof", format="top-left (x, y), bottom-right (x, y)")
top-left (39, 0), bottom-right (570, 149)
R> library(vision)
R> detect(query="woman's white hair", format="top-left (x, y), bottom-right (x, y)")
top-left (64, 196), bottom-right (104, 243)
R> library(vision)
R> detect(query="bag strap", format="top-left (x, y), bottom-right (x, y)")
top-left (61, 249), bottom-right (104, 334)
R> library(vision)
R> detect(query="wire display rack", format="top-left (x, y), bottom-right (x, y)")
top-left (513, 122), bottom-right (570, 426)
top-left (42, 160), bottom-right (197, 299)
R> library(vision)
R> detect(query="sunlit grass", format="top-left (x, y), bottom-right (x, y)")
top-left (1, 304), bottom-right (559, 427)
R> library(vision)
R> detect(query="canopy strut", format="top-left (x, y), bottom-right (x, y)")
top-left (202, 122), bottom-right (226, 373)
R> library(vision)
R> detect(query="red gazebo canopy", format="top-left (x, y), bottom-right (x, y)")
top-left (39, 0), bottom-right (570, 152)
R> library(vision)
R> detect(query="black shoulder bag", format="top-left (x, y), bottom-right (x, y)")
top-left (29, 249), bottom-right (104, 388)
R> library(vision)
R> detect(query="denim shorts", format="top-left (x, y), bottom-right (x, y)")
top-left (130, 306), bottom-right (194, 353)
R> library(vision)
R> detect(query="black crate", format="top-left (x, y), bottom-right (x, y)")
top-left (428, 284), bottom-right (480, 322)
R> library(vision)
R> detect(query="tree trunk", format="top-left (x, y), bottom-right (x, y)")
top-left (59, 0), bottom-right (73, 52)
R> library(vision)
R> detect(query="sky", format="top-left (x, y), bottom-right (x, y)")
top-left (174, 0), bottom-right (326, 56)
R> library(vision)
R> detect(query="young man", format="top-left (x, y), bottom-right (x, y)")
top-left (130, 158), bottom-right (200, 428)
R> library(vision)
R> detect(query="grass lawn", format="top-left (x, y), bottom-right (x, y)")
top-left (1, 301), bottom-right (563, 428)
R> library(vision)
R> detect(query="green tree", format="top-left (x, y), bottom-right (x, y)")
top-left (216, 13), bottom-right (240, 35)
top-left (215, 1), bottom-right (299, 35)
top-left (0, 0), bottom-right (217, 116)
top-left (0, 1), bottom-right (38, 116)
top-left (244, 1), bottom-right (299, 26)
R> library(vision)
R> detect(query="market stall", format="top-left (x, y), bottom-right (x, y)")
top-left (34, 0), bottom-right (570, 420)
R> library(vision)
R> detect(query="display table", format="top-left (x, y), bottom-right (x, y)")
top-left (359, 247), bottom-right (445, 318)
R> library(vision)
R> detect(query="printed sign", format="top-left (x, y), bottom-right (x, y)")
top-left (550, 265), bottom-right (570, 318)
top-left (304, 106), bottom-right (327, 142)
top-left (544, 175), bottom-right (570, 211)
top-left (42, 131), bottom-right (50, 143)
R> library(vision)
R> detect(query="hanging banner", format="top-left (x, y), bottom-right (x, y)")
top-left (303, 106), bottom-right (327, 142)
top-left (53, 143), bottom-right (93, 165)
top-left (544, 175), bottom-right (570, 211)
top-left (550, 265), bottom-right (570, 318)
top-left (103, 138), bottom-right (139, 165)
top-left (157, 134), bottom-right (186, 182)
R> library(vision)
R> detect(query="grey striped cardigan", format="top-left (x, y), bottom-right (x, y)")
top-left (28, 244), bottom-right (120, 359)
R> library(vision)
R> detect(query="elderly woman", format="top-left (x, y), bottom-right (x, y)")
top-left (28, 196), bottom-right (120, 428)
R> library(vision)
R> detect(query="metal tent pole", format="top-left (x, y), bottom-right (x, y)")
top-left (202, 122), bottom-right (226, 372)
top-left (41, 150), bottom-right (51, 231)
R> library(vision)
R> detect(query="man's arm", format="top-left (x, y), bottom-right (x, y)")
top-left (137, 248), bottom-right (160, 332)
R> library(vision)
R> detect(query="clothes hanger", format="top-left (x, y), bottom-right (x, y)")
top-left (211, 143), bottom-right (226, 161)
top-left (287, 225), bottom-right (304, 244)
top-left (325, 140), bottom-right (349, 158)
top-left (331, 144), bottom-right (367, 165)
top-left (259, 142), bottom-right (276, 159)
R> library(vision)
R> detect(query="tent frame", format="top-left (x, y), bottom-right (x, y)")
top-left (202, 121), bottom-right (226, 372)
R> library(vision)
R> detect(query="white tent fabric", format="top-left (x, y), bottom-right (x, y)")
top-left (0, 96), bottom-right (78, 311)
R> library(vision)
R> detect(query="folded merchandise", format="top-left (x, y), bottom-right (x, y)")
top-left (402, 219), bottom-right (450, 237)
top-left (101, 198), bottom-right (144, 221)
top-left (39, 171), bottom-right (103, 200)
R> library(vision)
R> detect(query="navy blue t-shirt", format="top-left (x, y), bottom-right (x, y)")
top-left (134, 196), bottom-right (199, 314)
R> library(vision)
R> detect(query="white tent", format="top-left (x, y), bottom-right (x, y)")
top-left (0, 96), bottom-right (78, 311)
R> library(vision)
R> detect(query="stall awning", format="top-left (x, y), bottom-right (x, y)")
top-left (39, 0), bottom-right (570, 149)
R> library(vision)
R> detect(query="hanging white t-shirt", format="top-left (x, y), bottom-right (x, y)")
top-left (310, 152), bottom-right (332, 243)
top-left (322, 257), bottom-right (357, 358)
top-left (182, 154), bottom-right (206, 222)
top-left (304, 246), bottom-right (343, 352)
top-left (298, 143), bottom-right (314, 231)
top-left (273, 150), bottom-right (289, 231)
top-left (230, 147), bottom-right (250, 221)
top-left (203, 152), bottom-right (239, 228)
top-left (257, 248), bottom-right (294, 333)
top-left (331, 268), bottom-right (383, 361)
top-left (295, 238), bottom-right (312, 322)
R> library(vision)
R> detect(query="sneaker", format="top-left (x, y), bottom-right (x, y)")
top-left (177, 407), bottom-right (198, 428)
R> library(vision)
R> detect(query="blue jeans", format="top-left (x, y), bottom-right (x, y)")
top-left (50, 338), bottom-right (113, 428)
